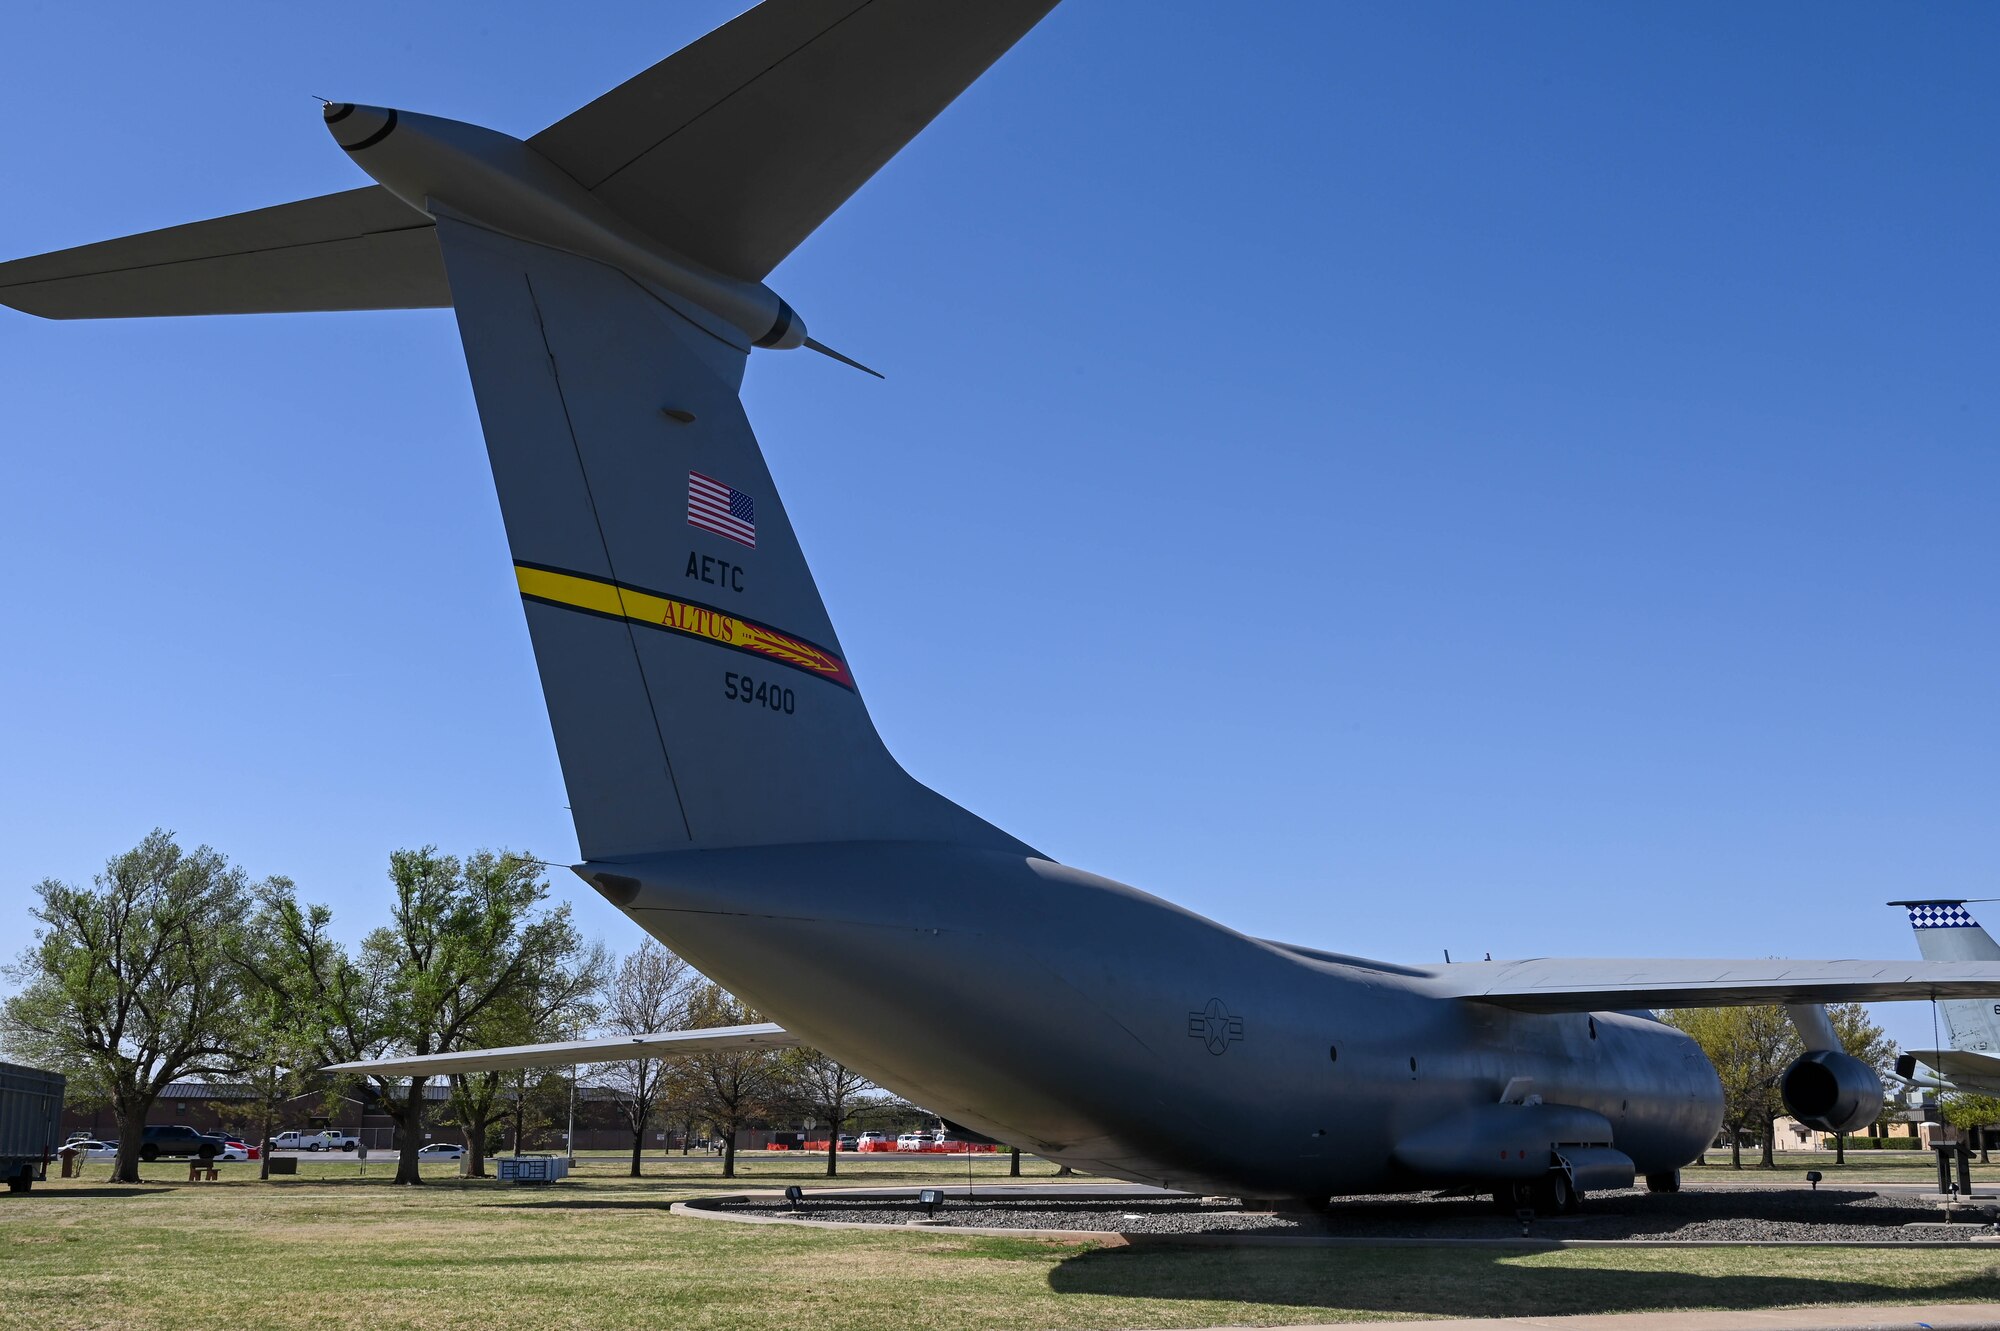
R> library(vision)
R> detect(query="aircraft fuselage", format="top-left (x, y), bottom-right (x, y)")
top-left (584, 843), bottom-right (1723, 1199)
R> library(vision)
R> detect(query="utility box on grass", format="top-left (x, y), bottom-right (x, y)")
top-left (496, 1155), bottom-right (569, 1183)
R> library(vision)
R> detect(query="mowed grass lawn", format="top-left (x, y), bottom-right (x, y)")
top-left (5, 1155), bottom-right (2000, 1331)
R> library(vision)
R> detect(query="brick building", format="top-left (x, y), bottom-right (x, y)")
top-left (58, 1079), bottom-right (663, 1152)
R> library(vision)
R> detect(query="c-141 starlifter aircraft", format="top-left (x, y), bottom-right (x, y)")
top-left (5, 0), bottom-right (1998, 1212)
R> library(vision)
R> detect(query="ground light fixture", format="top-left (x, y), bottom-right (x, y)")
top-left (783, 1185), bottom-right (803, 1213)
top-left (917, 1188), bottom-right (944, 1218)
top-left (1806, 1171), bottom-right (1823, 1191)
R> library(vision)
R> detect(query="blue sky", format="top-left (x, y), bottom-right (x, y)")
top-left (1, 2), bottom-right (1994, 1056)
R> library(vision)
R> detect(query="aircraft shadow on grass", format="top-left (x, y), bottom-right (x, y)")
top-left (1046, 1245), bottom-right (2000, 1318)
top-left (16, 1187), bottom-right (172, 1200)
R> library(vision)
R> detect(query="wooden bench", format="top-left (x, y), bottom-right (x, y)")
top-left (186, 1161), bottom-right (219, 1183)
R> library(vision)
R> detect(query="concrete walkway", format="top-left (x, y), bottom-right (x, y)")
top-left (1200, 1306), bottom-right (2000, 1330)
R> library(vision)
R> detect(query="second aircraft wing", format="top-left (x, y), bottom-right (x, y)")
top-left (1418, 957), bottom-right (2000, 1012)
top-left (323, 1022), bottom-right (799, 1078)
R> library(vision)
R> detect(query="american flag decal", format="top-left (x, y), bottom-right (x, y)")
top-left (688, 471), bottom-right (756, 548)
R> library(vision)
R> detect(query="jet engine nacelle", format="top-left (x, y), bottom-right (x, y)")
top-left (1781, 1049), bottom-right (1884, 1133)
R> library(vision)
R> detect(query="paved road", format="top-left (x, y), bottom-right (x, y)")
top-left (1259, 1308), bottom-right (2000, 1331)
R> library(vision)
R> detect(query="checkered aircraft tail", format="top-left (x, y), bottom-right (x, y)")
top-left (1894, 900), bottom-right (2000, 1054)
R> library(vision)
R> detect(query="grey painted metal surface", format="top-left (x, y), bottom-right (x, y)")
top-left (0, 187), bottom-right (443, 318)
top-left (1, 1062), bottom-right (65, 1191)
top-left (324, 1022), bottom-right (796, 1078)
top-left (1890, 899), bottom-right (2000, 1093)
top-left (5, 0), bottom-right (1998, 1207)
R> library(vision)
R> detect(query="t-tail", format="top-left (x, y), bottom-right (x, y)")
top-left (0, 0), bottom-right (1059, 863)
top-left (1890, 899), bottom-right (2000, 1092)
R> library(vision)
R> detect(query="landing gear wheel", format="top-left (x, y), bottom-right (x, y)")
top-left (1646, 1170), bottom-right (1681, 1194)
top-left (7, 1169), bottom-right (30, 1194)
top-left (1493, 1181), bottom-right (1535, 1214)
top-left (1532, 1171), bottom-right (1578, 1215)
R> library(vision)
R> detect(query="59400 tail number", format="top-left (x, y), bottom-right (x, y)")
top-left (724, 671), bottom-right (795, 715)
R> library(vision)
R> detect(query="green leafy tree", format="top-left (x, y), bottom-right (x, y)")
top-left (1823, 1003), bottom-right (1896, 1165)
top-left (596, 939), bottom-right (694, 1177)
top-left (681, 983), bottom-right (784, 1178)
top-left (270, 847), bottom-right (578, 1184)
top-left (223, 880), bottom-right (327, 1179)
top-left (1, 831), bottom-right (255, 1183)
top-left (1941, 1092), bottom-right (2000, 1162)
top-left (443, 934), bottom-right (606, 1177)
top-left (1667, 1003), bottom-right (1898, 1168)
top-left (1664, 1005), bottom-right (1798, 1168)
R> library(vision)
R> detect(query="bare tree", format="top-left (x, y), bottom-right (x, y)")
top-left (782, 1049), bottom-right (874, 1177)
top-left (2, 831), bottom-right (255, 1183)
top-left (596, 940), bottom-right (694, 1177)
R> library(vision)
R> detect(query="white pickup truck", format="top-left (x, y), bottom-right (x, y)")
top-left (273, 1129), bottom-right (359, 1152)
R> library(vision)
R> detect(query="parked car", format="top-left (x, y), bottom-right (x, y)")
top-left (855, 1132), bottom-right (889, 1147)
top-left (837, 1134), bottom-right (857, 1151)
top-left (62, 1139), bottom-right (119, 1160)
top-left (139, 1125), bottom-right (218, 1161)
top-left (417, 1143), bottom-right (465, 1160)
top-left (201, 1136), bottom-right (256, 1162)
top-left (273, 1129), bottom-right (358, 1152)
top-left (896, 1132), bottom-right (931, 1151)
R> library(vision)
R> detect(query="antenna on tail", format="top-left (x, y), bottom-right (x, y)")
top-left (805, 337), bottom-right (885, 379)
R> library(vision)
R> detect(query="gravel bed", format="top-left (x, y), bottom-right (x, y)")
top-left (721, 1188), bottom-right (2000, 1243)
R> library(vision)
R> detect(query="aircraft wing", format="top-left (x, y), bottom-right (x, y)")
top-left (1419, 957), bottom-right (2000, 1012)
top-left (1903, 1049), bottom-right (2000, 1094)
top-left (323, 1022), bottom-right (798, 1078)
top-left (0, 187), bottom-right (445, 319)
top-left (528, 0), bottom-right (1061, 280)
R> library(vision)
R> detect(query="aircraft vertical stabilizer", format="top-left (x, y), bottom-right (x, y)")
top-left (436, 217), bottom-right (1032, 861)
top-left (1894, 900), bottom-right (2000, 1053)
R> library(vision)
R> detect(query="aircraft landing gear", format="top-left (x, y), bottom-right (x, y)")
top-left (1645, 1169), bottom-right (1681, 1193)
top-left (1495, 1172), bottom-right (1580, 1216)
top-left (1532, 1170), bottom-right (1579, 1215)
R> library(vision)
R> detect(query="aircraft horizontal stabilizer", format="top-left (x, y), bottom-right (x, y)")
top-left (528, 0), bottom-right (1062, 281)
top-left (323, 1022), bottom-right (797, 1078)
top-left (0, 186), bottom-right (445, 319)
top-left (1422, 957), bottom-right (2000, 1012)
top-left (1903, 1048), bottom-right (2000, 1086)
